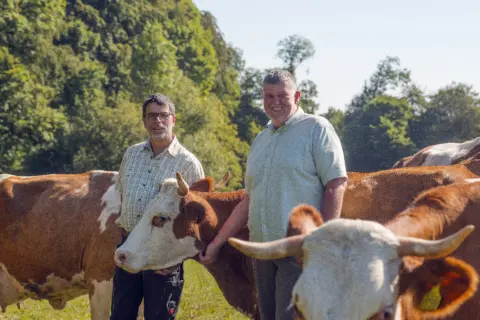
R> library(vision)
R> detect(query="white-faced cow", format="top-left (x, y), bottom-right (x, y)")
top-left (115, 173), bottom-right (260, 319)
top-left (228, 178), bottom-right (480, 320)
top-left (392, 137), bottom-right (480, 168)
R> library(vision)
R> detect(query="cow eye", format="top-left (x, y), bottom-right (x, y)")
top-left (152, 215), bottom-right (170, 227)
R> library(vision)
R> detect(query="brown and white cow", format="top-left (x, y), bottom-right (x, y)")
top-left (0, 170), bottom-right (123, 318)
top-left (0, 170), bottom-right (232, 318)
top-left (228, 179), bottom-right (480, 320)
top-left (392, 137), bottom-right (480, 168)
top-left (343, 160), bottom-right (480, 224)
top-left (115, 173), bottom-right (260, 319)
top-left (113, 162), bottom-right (480, 319)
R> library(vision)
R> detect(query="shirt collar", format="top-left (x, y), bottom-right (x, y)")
top-left (142, 136), bottom-right (181, 157)
top-left (266, 107), bottom-right (305, 131)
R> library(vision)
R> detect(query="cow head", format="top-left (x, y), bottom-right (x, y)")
top-left (114, 172), bottom-right (217, 272)
top-left (228, 205), bottom-right (478, 320)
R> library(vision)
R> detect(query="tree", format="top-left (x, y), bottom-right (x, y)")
top-left (299, 79), bottom-right (320, 114)
top-left (410, 83), bottom-right (480, 148)
top-left (233, 68), bottom-right (268, 145)
top-left (321, 107), bottom-right (346, 141)
top-left (276, 35), bottom-right (320, 114)
top-left (344, 96), bottom-right (416, 171)
top-left (276, 35), bottom-right (315, 76)
top-left (348, 56), bottom-right (411, 112)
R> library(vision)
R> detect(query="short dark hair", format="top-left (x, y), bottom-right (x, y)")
top-left (142, 94), bottom-right (175, 117)
top-left (263, 69), bottom-right (297, 90)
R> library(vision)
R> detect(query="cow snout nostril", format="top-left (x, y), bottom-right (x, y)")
top-left (116, 252), bottom-right (127, 265)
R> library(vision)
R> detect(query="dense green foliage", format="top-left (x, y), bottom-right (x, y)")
top-left (1, 0), bottom-right (478, 184)
top-left (0, 0), bottom-right (249, 189)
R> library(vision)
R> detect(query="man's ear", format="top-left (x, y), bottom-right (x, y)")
top-left (294, 90), bottom-right (301, 104)
top-left (286, 204), bottom-right (323, 268)
top-left (190, 177), bottom-right (214, 192)
top-left (400, 256), bottom-right (478, 318)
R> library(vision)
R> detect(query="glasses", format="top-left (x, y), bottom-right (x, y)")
top-left (144, 112), bottom-right (174, 121)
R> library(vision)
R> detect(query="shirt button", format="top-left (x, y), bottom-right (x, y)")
top-left (137, 215), bottom-right (141, 217)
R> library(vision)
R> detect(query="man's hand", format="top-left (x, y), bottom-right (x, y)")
top-left (155, 264), bottom-right (179, 276)
top-left (199, 241), bottom-right (222, 265)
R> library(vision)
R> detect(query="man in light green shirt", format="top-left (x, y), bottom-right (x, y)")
top-left (200, 70), bottom-right (348, 320)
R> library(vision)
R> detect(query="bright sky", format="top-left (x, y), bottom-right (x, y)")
top-left (194, 0), bottom-right (480, 113)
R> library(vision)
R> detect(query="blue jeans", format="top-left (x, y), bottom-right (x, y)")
top-left (110, 235), bottom-right (184, 320)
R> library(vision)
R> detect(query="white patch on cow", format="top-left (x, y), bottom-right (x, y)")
top-left (115, 178), bottom-right (200, 271)
top-left (98, 173), bottom-right (121, 234)
top-left (0, 174), bottom-right (13, 182)
top-left (292, 219), bottom-right (403, 320)
top-left (464, 178), bottom-right (480, 183)
top-left (18, 175), bottom-right (53, 179)
top-left (0, 263), bottom-right (26, 312)
top-left (89, 279), bottom-right (113, 320)
top-left (74, 184), bottom-right (87, 194)
top-left (423, 137), bottom-right (480, 166)
top-left (91, 170), bottom-right (113, 178)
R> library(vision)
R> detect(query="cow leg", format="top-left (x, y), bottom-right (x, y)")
top-left (89, 279), bottom-right (113, 320)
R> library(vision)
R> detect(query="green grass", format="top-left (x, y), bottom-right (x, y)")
top-left (0, 260), bottom-right (249, 320)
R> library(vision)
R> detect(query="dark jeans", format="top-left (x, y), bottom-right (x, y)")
top-left (110, 235), bottom-right (184, 320)
top-left (253, 257), bottom-right (302, 320)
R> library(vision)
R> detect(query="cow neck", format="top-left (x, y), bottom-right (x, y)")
top-left (385, 183), bottom-right (476, 240)
top-left (197, 190), bottom-right (245, 241)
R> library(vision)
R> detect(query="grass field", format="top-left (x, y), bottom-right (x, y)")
top-left (0, 260), bottom-right (249, 320)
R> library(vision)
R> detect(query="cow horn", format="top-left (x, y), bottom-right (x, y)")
top-left (397, 225), bottom-right (474, 259)
top-left (228, 235), bottom-right (305, 260)
top-left (176, 172), bottom-right (189, 196)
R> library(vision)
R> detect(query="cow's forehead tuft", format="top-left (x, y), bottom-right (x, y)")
top-left (304, 219), bottom-right (399, 249)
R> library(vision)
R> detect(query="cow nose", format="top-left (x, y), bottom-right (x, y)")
top-left (116, 251), bottom-right (128, 265)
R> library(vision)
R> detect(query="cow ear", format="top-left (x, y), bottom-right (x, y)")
top-left (190, 177), bottom-right (214, 192)
top-left (286, 204), bottom-right (323, 237)
top-left (400, 256), bottom-right (478, 318)
top-left (285, 205), bottom-right (323, 268)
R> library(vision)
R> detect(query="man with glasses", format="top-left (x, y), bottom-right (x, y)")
top-left (200, 69), bottom-right (348, 320)
top-left (110, 94), bottom-right (204, 320)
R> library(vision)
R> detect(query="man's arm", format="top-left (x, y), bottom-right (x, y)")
top-left (199, 194), bottom-right (250, 264)
top-left (320, 177), bottom-right (348, 221)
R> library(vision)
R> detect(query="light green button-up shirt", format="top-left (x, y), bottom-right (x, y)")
top-left (245, 108), bottom-right (347, 242)
top-left (115, 137), bottom-right (204, 232)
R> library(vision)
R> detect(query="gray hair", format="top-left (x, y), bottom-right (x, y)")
top-left (142, 94), bottom-right (175, 116)
top-left (263, 69), bottom-right (297, 91)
